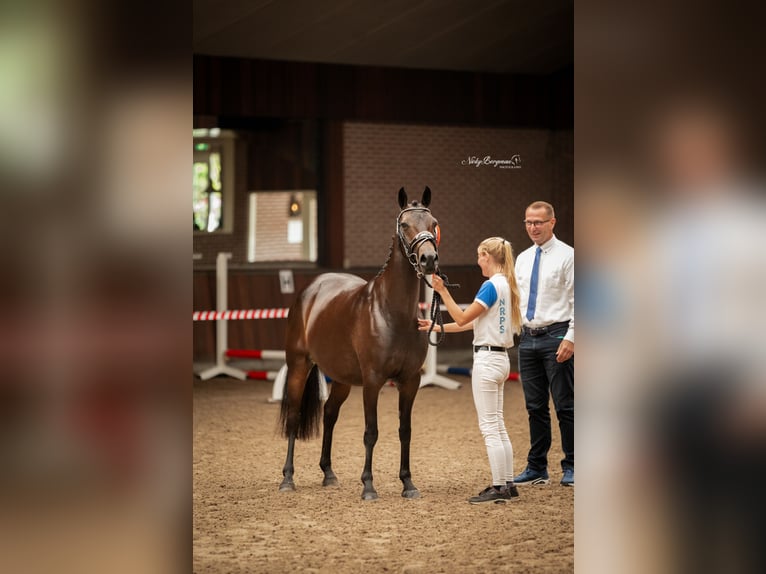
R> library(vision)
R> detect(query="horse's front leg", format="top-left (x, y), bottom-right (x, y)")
top-left (319, 382), bottom-right (351, 486)
top-left (360, 381), bottom-right (384, 500)
top-left (398, 377), bottom-right (421, 499)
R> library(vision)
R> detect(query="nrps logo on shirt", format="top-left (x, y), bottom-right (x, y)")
top-left (499, 298), bottom-right (507, 334)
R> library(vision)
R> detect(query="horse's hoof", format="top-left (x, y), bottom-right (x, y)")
top-left (322, 476), bottom-right (339, 487)
top-left (361, 490), bottom-right (379, 501)
top-left (278, 480), bottom-right (295, 492)
top-left (402, 489), bottom-right (421, 499)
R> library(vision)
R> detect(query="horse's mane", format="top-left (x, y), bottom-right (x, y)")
top-left (375, 235), bottom-right (397, 279)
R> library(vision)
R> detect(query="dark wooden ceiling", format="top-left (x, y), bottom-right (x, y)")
top-left (194, 0), bottom-right (573, 75)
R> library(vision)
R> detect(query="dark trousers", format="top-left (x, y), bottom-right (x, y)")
top-left (518, 323), bottom-right (574, 472)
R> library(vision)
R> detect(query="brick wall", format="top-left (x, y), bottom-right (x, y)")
top-left (343, 122), bottom-right (573, 268)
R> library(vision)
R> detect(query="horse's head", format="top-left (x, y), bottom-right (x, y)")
top-left (397, 187), bottom-right (440, 276)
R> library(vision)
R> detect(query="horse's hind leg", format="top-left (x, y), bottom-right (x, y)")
top-left (280, 433), bottom-right (297, 492)
top-left (398, 377), bottom-right (421, 499)
top-left (319, 382), bottom-right (351, 487)
top-left (279, 357), bottom-right (311, 492)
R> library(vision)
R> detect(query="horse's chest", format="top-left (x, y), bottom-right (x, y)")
top-left (365, 330), bottom-right (426, 375)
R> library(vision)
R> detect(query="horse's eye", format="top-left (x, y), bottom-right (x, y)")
top-left (400, 222), bottom-right (409, 229)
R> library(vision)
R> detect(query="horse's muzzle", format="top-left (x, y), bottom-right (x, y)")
top-left (419, 252), bottom-right (438, 275)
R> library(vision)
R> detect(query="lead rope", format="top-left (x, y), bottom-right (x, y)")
top-left (423, 271), bottom-right (460, 346)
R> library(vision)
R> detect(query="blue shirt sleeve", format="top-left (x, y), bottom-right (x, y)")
top-left (475, 280), bottom-right (497, 309)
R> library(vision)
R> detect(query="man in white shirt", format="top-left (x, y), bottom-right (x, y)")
top-left (512, 201), bottom-right (575, 486)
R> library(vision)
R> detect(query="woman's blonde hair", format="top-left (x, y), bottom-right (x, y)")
top-left (478, 237), bottom-right (522, 335)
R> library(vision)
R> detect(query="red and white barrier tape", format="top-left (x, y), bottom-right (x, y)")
top-left (193, 303), bottom-right (468, 322)
top-left (193, 308), bottom-right (290, 321)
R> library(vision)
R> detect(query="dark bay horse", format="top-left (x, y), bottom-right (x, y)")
top-left (279, 187), bottom-right (439, 500)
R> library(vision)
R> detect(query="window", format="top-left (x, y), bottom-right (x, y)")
top-left (193, 129), bottom-right (235, 233)
top-left (247, 191), bottom-right (318, 263)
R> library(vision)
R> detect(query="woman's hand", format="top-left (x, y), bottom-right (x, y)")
top-left (417, 318), bottom-right (440, 332)
top-left (431, 274), bottom-right (447, 295)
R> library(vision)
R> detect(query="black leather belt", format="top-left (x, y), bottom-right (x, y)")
top-left (522, 321), bottom-right (570, 336)
top-left (473, 345), bottom-right (507, 353)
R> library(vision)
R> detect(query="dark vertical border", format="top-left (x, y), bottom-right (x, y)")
top-left (319, 121), bottom-right (345, 268)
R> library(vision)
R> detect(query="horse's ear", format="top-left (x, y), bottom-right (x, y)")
top-left (421, 186), bottom-right (431, 207)
top-left (398, 188), bottom-right (408, 209)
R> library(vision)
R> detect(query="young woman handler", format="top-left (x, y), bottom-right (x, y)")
top-left (418, 237), bottom-right (522, 504)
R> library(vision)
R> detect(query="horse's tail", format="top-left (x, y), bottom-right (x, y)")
top-left (279, 364), bottom-right (322, 440)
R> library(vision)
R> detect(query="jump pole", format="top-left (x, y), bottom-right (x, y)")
top-left (196, 252), bottom-right (248, 381)
top-left (225, 349), bottom-right (286, 360)
top-left (419, 276), bottom-right (461, 390)
top-left (223, 349), bottom-right (328, 403)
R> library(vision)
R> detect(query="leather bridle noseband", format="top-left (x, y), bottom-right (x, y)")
top-left (396, 206), bottom-right (438, 279)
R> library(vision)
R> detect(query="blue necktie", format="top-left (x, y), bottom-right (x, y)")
top-left (526, 247), bottom-right (542, 321)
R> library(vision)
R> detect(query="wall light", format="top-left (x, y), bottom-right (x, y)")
top-left (288, 194), bottom-right (302, 217)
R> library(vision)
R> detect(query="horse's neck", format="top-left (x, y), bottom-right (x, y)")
top-left (372, 237), bottom-right (421, 317)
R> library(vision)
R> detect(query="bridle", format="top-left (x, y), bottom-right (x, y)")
top-left (396, 206), bottom-right (438, 279)
top-left (396, 205), bottom-right (459, 346)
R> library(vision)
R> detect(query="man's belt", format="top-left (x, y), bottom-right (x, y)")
top-left (522, 321), bottom-right (570, 336)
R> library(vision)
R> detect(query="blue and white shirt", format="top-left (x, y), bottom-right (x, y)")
top-left (473, 273), bottom-right (515, 348)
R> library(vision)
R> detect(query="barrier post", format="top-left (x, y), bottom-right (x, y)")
top-left (419, 276), bottom-right (461, 390)
top-left (197, 253), bottom-right (248, 381)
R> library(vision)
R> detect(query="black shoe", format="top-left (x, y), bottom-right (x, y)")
top-left (468, 485), bottom-right (508, 504)
top-left (505, 482), bottom-right (520, 498)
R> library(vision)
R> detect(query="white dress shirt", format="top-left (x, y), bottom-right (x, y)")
top-left (515, 234), bottom-right (574, 343)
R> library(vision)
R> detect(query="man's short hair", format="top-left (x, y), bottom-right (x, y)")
top-left (526, 201), bottom-right (555, 219)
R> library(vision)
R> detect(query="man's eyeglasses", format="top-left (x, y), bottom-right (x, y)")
top-left (523, 219), bottom-right (551, 228)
